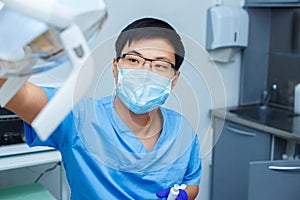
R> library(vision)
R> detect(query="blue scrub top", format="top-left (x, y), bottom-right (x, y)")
top-left (25, 87), bottom-right (201, 200)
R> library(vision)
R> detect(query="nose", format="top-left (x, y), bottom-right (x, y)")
top-left (142, 60), bottom-right (152, 70)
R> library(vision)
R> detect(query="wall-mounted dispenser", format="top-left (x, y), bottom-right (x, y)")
top-left (206, 5), bottom-right (249, 63)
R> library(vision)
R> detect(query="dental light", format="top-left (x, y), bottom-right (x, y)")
top-left (0, 0), bottom-right (107, 141)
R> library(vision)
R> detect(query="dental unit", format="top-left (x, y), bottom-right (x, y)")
top-left (0, 0), bottom-right (107, 141)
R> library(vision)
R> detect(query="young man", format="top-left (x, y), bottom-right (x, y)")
top-left (2, 18), bottom-right (201, 199)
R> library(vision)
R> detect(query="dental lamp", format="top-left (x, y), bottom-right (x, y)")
top-left (0, 0), bottom-right (107, 141)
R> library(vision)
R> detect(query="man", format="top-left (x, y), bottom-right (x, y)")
top-left (2, 17), bottom-right (201, 199)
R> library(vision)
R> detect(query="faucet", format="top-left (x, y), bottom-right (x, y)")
top-left (262, 83), bottom-right (278, 105)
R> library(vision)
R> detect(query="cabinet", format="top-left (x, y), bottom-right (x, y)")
top-left (0, 150), bottom-right (69, 199)
top-left (246, 0), bottom-right (300, 7)
top-left (222, 1), bottom-right (300, 199)
top-left (211, 117), bottom-right (300, 200)
top-left (211, 119), bottom-right (271, 200)
top-left (247, 0), bottom-right (300, 3)
top-left (248, 160), bottom-right (300, 200)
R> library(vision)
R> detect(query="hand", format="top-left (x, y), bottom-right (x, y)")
top-left (156, 187), bottom-right (188, 200)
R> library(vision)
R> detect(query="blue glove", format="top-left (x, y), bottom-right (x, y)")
top-left (156, 188), bottom-right (188, 200)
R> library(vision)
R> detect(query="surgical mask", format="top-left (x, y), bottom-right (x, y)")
top-left (116, 68), bottom-right (174, 114)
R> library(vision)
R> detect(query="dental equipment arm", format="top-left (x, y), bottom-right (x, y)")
top-left (0, 0), bottom-right (107, 141)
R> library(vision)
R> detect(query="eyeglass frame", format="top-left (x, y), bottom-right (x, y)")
top-left (116, 53), bottom-right (177, 75)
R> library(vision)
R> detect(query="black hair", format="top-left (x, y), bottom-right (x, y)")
top-left (115, 18), bottom-right (185, 70)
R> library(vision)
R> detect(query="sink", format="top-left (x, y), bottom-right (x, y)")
top-left (229, 104), bottom-right (298, 123)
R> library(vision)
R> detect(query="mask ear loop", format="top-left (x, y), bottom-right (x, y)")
top-left (114, 64), bottom-right (128, 97)
top-left (170, 75), bottom-right (176, 81)
top-left (168, 72), bottom-right (178, 92)
top-left (115, 64), bottom-right (124, 83)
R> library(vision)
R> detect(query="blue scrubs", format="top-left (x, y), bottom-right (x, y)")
top-left (25, 87), bottom-right (201, 200)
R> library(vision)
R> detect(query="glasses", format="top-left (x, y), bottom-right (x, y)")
top-left (117, 53), bottom-right (176, 77)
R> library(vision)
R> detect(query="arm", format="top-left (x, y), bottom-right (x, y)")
top-left (0, 79), bottom-right (48, 124)
top-left (185, 185), bottom-right (199, 200)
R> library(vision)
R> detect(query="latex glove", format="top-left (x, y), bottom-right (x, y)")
top-left (156, 188), bottom-right (188, 200)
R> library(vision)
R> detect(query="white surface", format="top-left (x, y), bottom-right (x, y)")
top-left (0, 76), bottom-right (29, 107)
top-left (2, 0), bottom-right (106, 29)
top-left (208, 48), bottom-right (239, 63)
top-left (0, 149), bottom-right (61, 171)
top-left (207, 5), bottom-right (249, 50)
top-left (167, 188), bottom-right (179, 200)
top-left (3, 0), bottom-right (73, 28)
top-left (0, 6), bottom-right (47, 59)
top-left (32, 24), bottom-right (94, 141)
top-left (0, 143), bottom-right (54, 157)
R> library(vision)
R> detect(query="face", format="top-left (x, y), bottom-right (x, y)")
top-left (113, 37), bottom-right (180, 88)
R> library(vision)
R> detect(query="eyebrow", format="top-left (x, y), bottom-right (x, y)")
top-left (123, 50), bottom-right (173, 63)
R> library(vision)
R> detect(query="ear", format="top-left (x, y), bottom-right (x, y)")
top-left (171, 70), bottom-right (180, 89)
top-left (113, 57), bottom-right (118, 82)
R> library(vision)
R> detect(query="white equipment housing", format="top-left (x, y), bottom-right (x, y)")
top-left (0, 0), bottom-right (107, 141)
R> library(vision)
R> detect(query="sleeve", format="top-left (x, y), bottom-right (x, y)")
top-left (24, 86), bottom-right (74, 150)
top-left (182, 134), bottom-right (202, 185)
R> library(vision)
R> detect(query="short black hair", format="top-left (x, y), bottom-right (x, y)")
top-left (115, 18), bottom-right (185, 71)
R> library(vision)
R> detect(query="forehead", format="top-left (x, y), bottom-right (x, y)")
top-left (121, 37), bottom-right (175, 62)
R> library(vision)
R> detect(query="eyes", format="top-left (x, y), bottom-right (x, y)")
top-left (127, 57), bottom-right (139, 64)
top-left (120, 54), bottom-right (174, 72)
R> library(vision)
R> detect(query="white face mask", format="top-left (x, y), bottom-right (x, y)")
top-left (116, 68), bottom-right (174, 114)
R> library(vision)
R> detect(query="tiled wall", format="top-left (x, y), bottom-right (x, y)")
top-left (267, 8), bottom-right (300, 108)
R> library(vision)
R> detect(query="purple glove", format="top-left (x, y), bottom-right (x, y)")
top-left (156, 188), bottom-right (188, 200)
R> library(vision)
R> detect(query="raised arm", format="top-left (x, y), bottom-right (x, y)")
top-left (0, 79), bottom-right (48, 124)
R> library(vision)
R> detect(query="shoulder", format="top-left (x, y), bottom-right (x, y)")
top-left (77, 96), bottom-right (113, 109)
top-left (39, 86), bottom-right (57, 100)
top-left (73, 96), bottom-right (113, 118)
top-left (160, 107), bottom-right (191, 127)
top-left (160, 107), bottom-right (182, 118)
top-left (160, 107), bottom-right (197, 144)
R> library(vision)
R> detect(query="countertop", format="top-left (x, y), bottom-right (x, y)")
top-left (211, 106), bottom-right (300, 143)
top-left (0, 150), bottom-right (61, 171)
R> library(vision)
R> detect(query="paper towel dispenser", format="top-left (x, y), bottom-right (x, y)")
top-left (206, 5), bottom-right (249, 50)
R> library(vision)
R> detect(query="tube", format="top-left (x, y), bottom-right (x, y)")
top-left (167, 184), bottom-right (180, 200)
